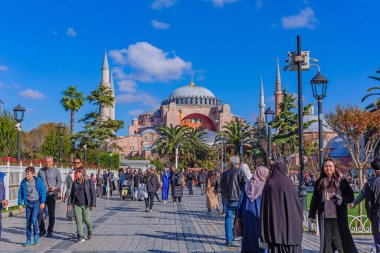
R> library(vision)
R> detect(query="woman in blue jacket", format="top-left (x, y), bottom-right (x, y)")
top-left (236, 166), bottom-right (269, 253)
top-left (161, 167), bottom-right (171, 203)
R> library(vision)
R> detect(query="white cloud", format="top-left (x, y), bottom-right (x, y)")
top-left (116, 93), bottom-right (159, 107)
top-left (209, 0), bottom-right (239, 8)
top-left (0, 65), bottom-right (8, 71)
top-left (118, 80), bottom-right (138, 93)
top-left (151, 0), bottom-right (176, 10)
top-left (151, 20), bottom-right (171, 30)
top-left (19, 89), bottom-right (45, 99)
top-left (256, 0), bottom-right (263, 10)
top-left (128, 109), bottom-right (144, 117)
top-left (282, 7), bottom-right (318, 30)
top-left (66, 27), bottom-right (77, 37)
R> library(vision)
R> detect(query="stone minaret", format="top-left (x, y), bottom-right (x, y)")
top-left (259, 76), bottom-right (265, 122)
top-left (99, 50), bottom-right (113, 121)
top-left (274, 59), bottom-right (283, 115)
top-left (109, 73), bottom-right (115, 120)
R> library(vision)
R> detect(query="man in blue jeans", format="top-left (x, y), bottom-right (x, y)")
top-left (0, 172), bottom-right (8, 241)
top-left (220, 156), bottom-right (244, 246)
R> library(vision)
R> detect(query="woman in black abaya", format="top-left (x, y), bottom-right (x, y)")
top-left (260, 162), bottom-right (303, 253)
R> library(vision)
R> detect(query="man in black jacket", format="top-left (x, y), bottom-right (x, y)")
top-left (144, 166), bottom-right (160, 212)
top-left (350, 157), bottom-right (380, 253)
top-left (220, 156), bottom-right (244, 246)
top-left (186, 170), bottom-right (195, 195)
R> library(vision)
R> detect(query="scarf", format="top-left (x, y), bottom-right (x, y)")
top-left (245, 166), bottom-right (269, 201)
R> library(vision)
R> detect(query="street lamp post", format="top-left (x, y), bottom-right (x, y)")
top-left (265, 107), bottom-right (275, 165)
top-left (175, 145), bottom-right (179, 170)
top-left (83, 134), bottom-right (90, 163)
top-left (13, 104), bottom-right (25, 165)
top-left (57, 123), bottom-right (66, 164)
top-left (239, 126), bottom-right (244, 161)
top-left (311, 71), bottom-right (328, 172)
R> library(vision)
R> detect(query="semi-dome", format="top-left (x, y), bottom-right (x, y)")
top-left (161, 81), bottom-right (222, 106)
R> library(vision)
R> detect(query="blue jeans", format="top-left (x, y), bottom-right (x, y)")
top-left (26, 201), bottom-right (40, 240)
top-left (225, 206), bottom-right (237, 244)
top-left (162, 187), bottom-right (169, 201)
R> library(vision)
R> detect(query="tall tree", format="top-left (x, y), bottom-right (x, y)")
top-left (361, 67), bottom-right (380, 112)
top-left (60, 86), bottom-right (85, 134)
top-left (0, 108), bottom-right (17, 157)
top-left (217, 121), bottom-right (253, 156)
top-left (41, 125), bottom-right (72, 163)
top-left (87, 85), bottom-right (114, 115)
top-left (326, 105), bottom-right (380, 215)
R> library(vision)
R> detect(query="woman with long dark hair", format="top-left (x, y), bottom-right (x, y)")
top-left (309, 158), bottom-right (358, 253)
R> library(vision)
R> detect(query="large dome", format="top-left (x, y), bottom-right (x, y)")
top-left (161, 81), bottom-right (222, 106)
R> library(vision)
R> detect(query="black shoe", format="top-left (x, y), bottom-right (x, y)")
top-left (46, 231), bottom-right (53, 238)
top-left (39, 230), bottom-right (46, 237)
top-left (77, 236), bottom-right (86, 243)
top-left (225, 242), bottom-right (233, 247)
top-left (87, 231), bottom-right (92, 240)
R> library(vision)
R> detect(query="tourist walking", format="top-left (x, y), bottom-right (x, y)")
top-left (17, 167), bottom-right (46, 247)
top-left (171, 169), bottom-right (185, 203)
top-left (206, 170), bottom-right (220, 215)
top-left (0, 171), bottom-right (8, 241)
top-left (105, 174), bottom-right (113, 197)
top-left (236, 166), bottom-right (269, 253)
top-left (198, 169), bottom-right (207, 195)
top-left (63, 169), bottom-right (75, 221)
top-left (186, 169), bottom-right (195, 195)
top-left (309, 158), bottom-right (357, 253)
top-left (38, 156), bottom-right (62, 238)
top-left (68, 167), bottom-right (96, 242)
top-left (144, 166), bottom-right (160, 212)
top-left (162, 167), bottom-right (171, 203)
top-left (220, 156), bottom-right (245, 246)
top-left (96, 170), bottom-right (104, 197)
top-left (261, 162), bottom-right (303, 253)
top-left (239, 163), bottom-right (252, 186)
top-left (133, 169), bottom-right (143, 201)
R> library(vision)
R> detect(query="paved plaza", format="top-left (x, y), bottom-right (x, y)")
top-left (0, 187), bottom-right (374, 253)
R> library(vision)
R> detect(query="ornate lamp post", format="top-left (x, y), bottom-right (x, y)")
top-left (57, 123), bottom-right (66, 164)
top-left (83, 133), bottom-right (90, 163)
top-left (265, 107), bottom-right (275, 165)
top-left (13, 104), bottom-right (25, 165)
top-left (310, 70), bottom-right (328, 171)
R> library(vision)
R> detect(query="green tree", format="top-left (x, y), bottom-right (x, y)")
top-left (60, 86), bottom-right (85, 134)
top-left (217, 121), bottom-right (253, 156)
top-left (87, 85), bottom-right (114, 115)
top-left (361, 68), bottom-right (380, 112)
top-left (41, 126), bottom-right (71, 163)
top-left (0, 108), bottom-right (17, 157)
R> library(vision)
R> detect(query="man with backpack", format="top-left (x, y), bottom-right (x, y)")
top-left (186, 169), bottom-right (195, 195)
top-left (144, 166), bottom-right (160, 212)
top-left (350, 157), bottom-right (380, 253)
top-left (171, 169), bottom-right (185, 203)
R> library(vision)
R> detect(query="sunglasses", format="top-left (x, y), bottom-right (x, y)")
top-left (74, 162), bottom-right (81, 164)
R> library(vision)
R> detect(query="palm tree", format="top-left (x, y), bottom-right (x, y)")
top-left (60, 86), bottom-right (85, 134)
top-left (362, 67), bottom-right (380, 112)
top-left (217, 121), bottom-right (253, 156)
top-left (87, 85), bottom-right (114, 115)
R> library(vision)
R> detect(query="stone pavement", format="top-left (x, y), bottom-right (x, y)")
top-left (0, 187), bottom-right (374, 252)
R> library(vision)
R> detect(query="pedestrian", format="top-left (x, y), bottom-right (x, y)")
top-left (206, 170), bottom-right (220, 215)
top-left (170, 166), bottom-right (176, 199)
top-left (261, 162), bottom-right (303, 253)
top-left (239, 163), bottom-right (252, 187)
top-left (350, 158), bottom-right (380, 253)
top-left (143, 166), bottom-right (160, 212)
top-left (96, 170), bottom-right (104, 197)
top-left (186, 169), bottom-right (195, 195)
top-left (105, 174), bottom-right (113, 197)
top-left (236, 166), bottom-right (269, 253)
top-left (0, 171), bottom-right (8, 241)
top-left (63, 169), bottom-right (75, 221)
top-left (153, 169), bottom-right (162, 202)
top-left (68, 167), bottom-right (96, 242)
top-left (17, 167), bottom-right (46, 247)
top-left (198, 169), bottom-right (207, 195)
top-left (220, 156), bottom-right (245, 246)
top-left (162, 167), bottom-right (171, 203)
top-left (171, 169), bottom-right (185, 203)
top-left (133, 169), bottom-right (143, 201)
top-left (118, 168), bottom-right (125, 197)
top-left (37, 156), bottom-right (62, 238)
top-left (308, 158), bottom-right (357, 253)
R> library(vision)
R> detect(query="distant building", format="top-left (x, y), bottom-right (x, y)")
top-left (99, 51), bottom-right (115, 121)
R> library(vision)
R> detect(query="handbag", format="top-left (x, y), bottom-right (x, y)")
top-left (233, 217), bottom-right (243, 237)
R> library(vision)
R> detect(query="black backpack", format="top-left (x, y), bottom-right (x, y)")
top-left (175, 173), bottom-right (183, 186)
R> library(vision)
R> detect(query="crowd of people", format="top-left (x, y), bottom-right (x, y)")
top-left (1, 154), bottom-right (380, 253)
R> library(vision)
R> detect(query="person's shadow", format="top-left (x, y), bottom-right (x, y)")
top-left (0, 237), bottom-right (24, 246)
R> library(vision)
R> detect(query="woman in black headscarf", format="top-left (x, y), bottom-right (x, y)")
top-left (260, 162), bottom-right (303, 253)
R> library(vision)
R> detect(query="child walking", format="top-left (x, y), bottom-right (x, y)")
top-left (18, 167), bottom-right (46, 247)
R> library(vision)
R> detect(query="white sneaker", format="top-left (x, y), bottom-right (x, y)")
top-left (163, 200), bottom-right (167, 203)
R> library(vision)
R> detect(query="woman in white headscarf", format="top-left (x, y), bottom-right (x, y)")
top-left (236, 166), bottom-right (269, 253)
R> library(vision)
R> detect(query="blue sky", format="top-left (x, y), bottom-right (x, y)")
top-left (0, 0), bottom-right (379, 136)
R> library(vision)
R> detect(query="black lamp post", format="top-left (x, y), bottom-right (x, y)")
top-left (83, 134), bottom-right (90, 163)
top-left (13, 104), bottom-right (25, 165)
top-left (221, 134), bottom-right (227, 172)
top-left (57, 123), bottom-right (66, 164)
top-left (310, 71), bottom-right (328, 172)
top-left (239, 126), bottom-right (244, 161)
top-left (265, 107), bottom-right (275, 165)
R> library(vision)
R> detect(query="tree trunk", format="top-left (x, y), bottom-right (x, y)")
top-left (358, 168), bottom-right (363, 217)
top-left (70, 109), bottom-right (74, 134)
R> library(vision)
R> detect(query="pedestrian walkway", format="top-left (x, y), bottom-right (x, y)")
top-left (0, 187), bottom-right (373, 252)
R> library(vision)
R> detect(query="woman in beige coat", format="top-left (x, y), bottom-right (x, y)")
top-left (206, 171), bottom-right (220, 215)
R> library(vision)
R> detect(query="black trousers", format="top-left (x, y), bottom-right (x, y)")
top-left (144, 192), bottom-right (155, 210)
top-left (324, 218), bottom-right (343, 253)
top-left (173, 196), bottom-right (182, 203)
top-left (372, 217), bottom-right (380, 253)
top-left (187, 181), bottom-right (193, 195)
top-left (154, 192), bottom-right (160, 201)
top-left (38, 196), bottom-right (56, 233)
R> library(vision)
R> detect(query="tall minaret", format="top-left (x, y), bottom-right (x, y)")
top-left (274, 58), bottom-right (283, 115)
top-left (109, 73), bottom-right (115, 120)
top-left (259, 76), bottom-right (265, 122)
top-left (100, 50), bottom-right (112, 121)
